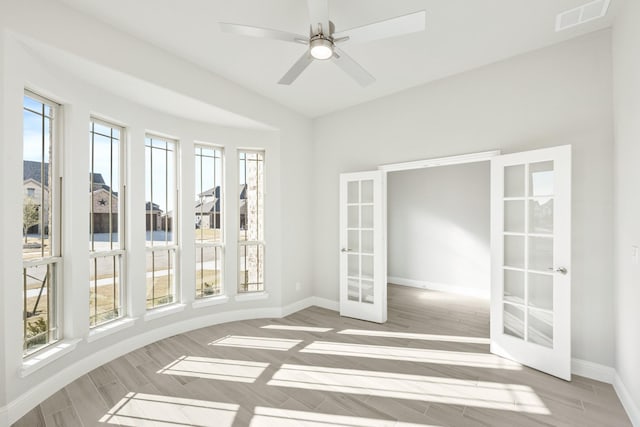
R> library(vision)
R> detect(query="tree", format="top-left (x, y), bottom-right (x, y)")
top-left (23, 198), bottom-right (39, 243)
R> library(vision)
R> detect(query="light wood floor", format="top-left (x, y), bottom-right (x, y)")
top-left (14, 285), bottom-right (631, 426)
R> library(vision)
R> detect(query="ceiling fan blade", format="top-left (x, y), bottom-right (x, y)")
top-left (220, 23), bottom-right (308, 44)
top-left (307, 0), bottom-right (330, 35)
top-left (278, 52), bottom-right (314, 85)
top-left (332, 48), bottom-right (375, 87)
top-left (332, 10), bottom-right (426, 44)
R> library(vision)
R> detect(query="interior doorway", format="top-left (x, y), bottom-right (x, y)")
top-left (340, 146), bottom-right (572, 380)
top-left (386, 160), bottom-right (492, 301)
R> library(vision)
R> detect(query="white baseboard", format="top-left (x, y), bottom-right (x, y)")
top-left (571, 360), bottom-right (639, 425)
top-left (614, 373), bottom-right (640, 427)
top-left (7, 294), bottom-right (636, 426)
top-left (281, 296), bottom-right (315, 317)
top-left (5, 301), bottom-right (314, 425)
top-left (571, 358), bottom-right (615, 383)
top-left (280, 296), bottom-right (339, 317)
top-left (310, 296), bottom-right (339, 312)
top-left (6, 295), bottom-right (341, 424)
top-left (388, 276), bottom-right (490, 300)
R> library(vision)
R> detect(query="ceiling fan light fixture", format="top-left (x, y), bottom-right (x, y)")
top-left (310, 37), bottom-right (334, 60)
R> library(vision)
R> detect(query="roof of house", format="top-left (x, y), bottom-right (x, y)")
top-left (24, 161), bottom-right (109, 192)
top-left (23, 160), bottom-right (49, 187)
top-left (145, 201), bottom-right (162, 212)
top-left (91, 187), bottom-right (118, 197)
top-left (197, 185), bottom-right (246, 199)
top-left (195, 184), bottom-right (246, 214)
top-left (91, 173), bottom-right (105, 185)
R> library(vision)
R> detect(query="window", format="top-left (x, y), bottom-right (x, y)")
top-left (195, 145), bottom-right (224, 298)
top-left (145, 135), bottom-right (177, 309)
top-left (238, 150), bottom-right (264, 293)
top-left (22, 91), bottom-right (61, 356)
top-left (89, 119), bottom-right (125, 327)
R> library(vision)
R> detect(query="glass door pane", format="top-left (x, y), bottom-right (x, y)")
top-left (502, 161), bottom-right (556, 349)
top-left (346, 178), bottom-right (375, 305)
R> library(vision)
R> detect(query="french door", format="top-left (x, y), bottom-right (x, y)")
top-left (339, 171), bottom-right (387, 323)
top-left (490, 145), bottom-right (571, 380)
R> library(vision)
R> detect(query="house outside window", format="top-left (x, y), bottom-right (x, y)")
top-left (22, 90), bottom-right (61, 356)
top-left (238, 150), bottom-right (265, 293)
top-left (89, 118), bottom-right (126, 327)
top-left (145, 135), bottom-right (178, 309)
top-left (195, 144), bottom-right (224, 298)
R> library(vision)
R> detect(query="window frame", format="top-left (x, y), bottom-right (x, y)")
top-left (237, 149), bottom-right (266, 294)
top-left (145, 134), bottom-right (179, 310)
top-left (194, 143), bottom-right (225, 299)
top-left (89, 117), bottom-right (127, 328)
top-left (22, 89), bottom-right (63, 358)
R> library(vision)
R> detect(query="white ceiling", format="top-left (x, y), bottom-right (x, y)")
top-left (57, 0), bottom-right (619, 118)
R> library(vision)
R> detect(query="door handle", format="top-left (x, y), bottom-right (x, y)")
top-left (341, 248), bottom-right (353, 253)
top-left (549, 267), bottom-right (568, 275)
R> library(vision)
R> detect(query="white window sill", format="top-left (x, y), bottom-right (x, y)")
top-left (144, 303), bottom-right (186, 322)
top-left (235, 292), bottom-right (270, 302)
top-left (192, 295), bottom-right (229, 309)
top-left (87, 317), bottom-right (137, 343)
top-left (21, 338), bottom-right (82, 377)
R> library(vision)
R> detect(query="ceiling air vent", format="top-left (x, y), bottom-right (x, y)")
top-left (555, 0), bottom-right (610, 32)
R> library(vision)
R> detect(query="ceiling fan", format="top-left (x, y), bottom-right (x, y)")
top-left (220, 0), bottom-right (426, 86)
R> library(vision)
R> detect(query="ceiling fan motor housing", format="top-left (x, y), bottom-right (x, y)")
top-left (309, 35), bottom-right (334, 60)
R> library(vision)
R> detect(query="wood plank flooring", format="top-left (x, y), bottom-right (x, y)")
top-left (14, 285), bottom-right (632, 426)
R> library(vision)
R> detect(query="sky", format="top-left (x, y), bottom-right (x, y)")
top-left (25, 96), bottom-right (234, 216)
top-left (24, 97), bottom-right (119, 193)
top-left (90, 122), bottom-right (120, 192)
top-left (23, 103), bottom-right (50, 165)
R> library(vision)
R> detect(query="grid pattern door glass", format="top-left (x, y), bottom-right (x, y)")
top-left (503, 162), bottom-right (555, 348)
top-left (346, 180), bottom-right (375, 304)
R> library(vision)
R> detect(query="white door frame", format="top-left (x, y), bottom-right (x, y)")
top-left (378, 150), bottom-right (501, 173)
top-left (375, 150), bottom-right (500, 310)
top-left (340, 150), bottom-right (500, 324)
top-left (377, 149), bottom-right (501, 289)
top-left (376, 147), bottom-right (574, 380)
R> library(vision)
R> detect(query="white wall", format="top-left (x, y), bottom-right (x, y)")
top-left (612, 0), bottom-right (640, 423)
top-left (313, 30), bottom-right (615, 367)
top-left (1, 0), bottom-right (314, 308)
top-left (387, 162), bottom-right (490, 297)
top-left (0, 0), bottom-right (314, 422)
top-left (0, 21), bottom-right (9, 426)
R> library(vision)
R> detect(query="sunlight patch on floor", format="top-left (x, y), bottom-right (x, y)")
top-left (301, 341), bottom-right (520, 370)
top-left (249, 406), bottom-right (442, 427)
top-left (157, 356), bottom-right (268, 383)
top-left (338, 329), bottom-right (490, 345)
top-left (210, 335), bottom-right (302, 351)
top-left (268, 364), bottom-right (549, 414)
top-left (261, 325), bottom-right (333, 332)
top-left (99, 392), bottom-right (238, 426)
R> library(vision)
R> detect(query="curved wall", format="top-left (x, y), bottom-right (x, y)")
top-left (0, 2), bottom-right (314, 423)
